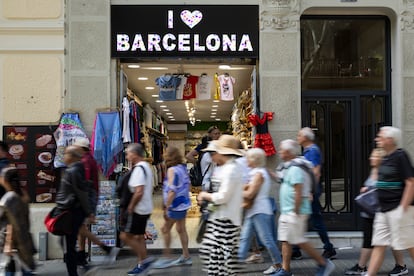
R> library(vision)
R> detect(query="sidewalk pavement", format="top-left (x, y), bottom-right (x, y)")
top-left (35, 247), bottom-right (412, 276)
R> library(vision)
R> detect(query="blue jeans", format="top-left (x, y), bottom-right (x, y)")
top-left (293, 193), bottom-right (333, 253)
top-left (238, 213), bottom-right (282, 264)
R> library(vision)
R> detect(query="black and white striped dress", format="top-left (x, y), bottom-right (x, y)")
top-left (199, 218), bottom-right (243, 275)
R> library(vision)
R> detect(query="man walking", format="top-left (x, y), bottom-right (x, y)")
top-left (293, 127), bottom-right (336, 260)
top-left (119, 143), bottom-right (154, 276)
top-left (276, 139), bottom-right (335, 276)
top-left (56, 145), bottom-right (94, 276)
top-left (73, 137), bottom-right (120, 266)
top-left (366, 126), bottom-right (414, 276)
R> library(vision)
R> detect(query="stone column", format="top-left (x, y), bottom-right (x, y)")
top-left (259, 0), bottom-right (301, 168)
top-left (401, 1), bottom-right (414, 154)
top-left (65, 0), bottom-right (115, 133)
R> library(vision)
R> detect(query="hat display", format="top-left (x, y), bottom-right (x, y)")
top-left (73, 137), bottom-right (90, 149)
top-left (203, 135), bottom-right (243, 156)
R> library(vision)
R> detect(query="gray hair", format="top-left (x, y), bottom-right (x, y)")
top-left (300, 127), bottom-right (315, 141)
top-left (280, 139), bottom-right (301, 156)
top-left (246, 148), bottom-right (266, 167)
top-left (380, 126), bottom-right (402, 148)
top-left (127, 143), bottom-right (146, 158)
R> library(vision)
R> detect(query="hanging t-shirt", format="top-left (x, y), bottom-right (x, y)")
top-left (218, 74), bottom-right (236, 101)
top-left (176, 75), bottom-right (187, 100)
top-left (214, 73), bottom-right (220, 100)
top-left (155, 75), bottom-right (181, 101)
top-left (182, 75), bottom-right (198, 100)
top-left (196, 75), bottom-right (213, 100)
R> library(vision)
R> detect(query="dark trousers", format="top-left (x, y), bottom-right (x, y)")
top-left (293, 194), bottom-right (333, 253)
top-left (63, 207), bottom-right (85, 276)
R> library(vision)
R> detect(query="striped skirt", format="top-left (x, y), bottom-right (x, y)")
top-left (199, 218), bottom-right (243, 276)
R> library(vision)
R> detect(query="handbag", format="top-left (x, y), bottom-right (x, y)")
top-left (355, 188), bottom-right (380, 216)
top-left (44, 207), bottom-right (73, 236)
top-left (196, 211), bottom-right (209, 243)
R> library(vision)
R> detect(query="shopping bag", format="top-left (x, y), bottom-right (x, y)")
top-left (44, 207), bottom-right (73, 236)
top-left (355, 188), bottom-right (380, 216)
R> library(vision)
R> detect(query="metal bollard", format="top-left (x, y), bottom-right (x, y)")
top-left (38, 232), bottom-right (48, 261)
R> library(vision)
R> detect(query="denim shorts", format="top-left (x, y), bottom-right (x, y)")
top-left (167, 209), bottom-right (187, 220)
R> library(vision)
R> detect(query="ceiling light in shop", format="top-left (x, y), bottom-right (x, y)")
top-left (166, 113), bottom-right (172, 115)
top-left (196, 119), bottom-right (201, 122)
top-left (212, 109), bottom-right (217, 112)
top-left (211, 112), bottom-right (217, 115)
top-left (210, 115), bottom-right (216, 118)
top-left (145, 86), bottom-right (155, 90)
top-left (128, 64), bottom-right (140, 68)
top-left (212, 105), bottom-right (219, 108)
top-left (215, 118), bottom-right (221, 121)
top-left (141, 66), bottom-right (169, 70)
top-left (156, 100), bottom-right (164, 103)
top-left (151, 94), bottom-right (159, 97)
top-left (138, 77), bottom-right (148, 80)
top-left (170, 118), bottom-right (176, 121)
top-left (213, 100), bottom-right (220, 103)
top-left (160, 105), bottom-right (167, 108)
top-left (163, 109), bottom-right (170, 112)
top-left (218, 65), bottom-right (231, 70)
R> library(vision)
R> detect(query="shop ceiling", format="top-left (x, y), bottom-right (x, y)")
top-left (122, 61), bottom-right (255, 125)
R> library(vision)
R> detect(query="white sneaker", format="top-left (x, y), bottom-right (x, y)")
top-left (245, 254), bottom-right (264, 264)
top-left (263, 265), bottom-right (281, 275)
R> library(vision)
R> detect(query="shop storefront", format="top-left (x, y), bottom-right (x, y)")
top-left (3, 0), bottom-right (414, 259)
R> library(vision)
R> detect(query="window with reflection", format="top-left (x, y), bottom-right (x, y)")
top-left (301, 17), bottom-right (388, 91)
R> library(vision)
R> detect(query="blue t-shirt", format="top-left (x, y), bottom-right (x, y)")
top-left (163, 164), bottom-right (191, 211)
top-left (303, 144), bottom-right (321, 167)
top-left (279, 166), bottom-right (312, 215)
top-left (155, 75), bottom-right (181, 101)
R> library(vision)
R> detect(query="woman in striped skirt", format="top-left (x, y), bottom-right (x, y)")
top-left (197, 135), bottom-right (245, 276)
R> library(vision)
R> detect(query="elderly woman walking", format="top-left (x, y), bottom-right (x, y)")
top-left (197, 135), bottom-right (244, 276)
top-left (238, 148), bottom-right (283, 275)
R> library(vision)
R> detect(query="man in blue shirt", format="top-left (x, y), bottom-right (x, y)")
top-left (292, 127), bottom-right (336, 260)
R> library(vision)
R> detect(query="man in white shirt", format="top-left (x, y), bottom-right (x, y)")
top-left (119, 143), bottom-right (154, 276)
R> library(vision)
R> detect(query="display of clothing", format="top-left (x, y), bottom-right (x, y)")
top-left (217, 73), bottom-right (235, 101)
top-left (248, 112), bottom-right (276, 156)
top-left (196, 74), bottom-right (212, 100)
top-left (53, 113), bottom-right (88, 168)
top-left (176, 75), bottom-right (187, 100)
top-left (182, 75), bottom-right (198, 100)
top-left (91, 111), bottom-right (123, 177)
top-left (155, 74), bottom-right (181, 101)
top-left (122, 97), bottom-right (132, 143)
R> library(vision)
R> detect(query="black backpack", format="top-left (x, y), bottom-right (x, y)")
top-left (189, 153), bottom-right (210, 187)
top-left (116, 165), bottom-right (146, 208)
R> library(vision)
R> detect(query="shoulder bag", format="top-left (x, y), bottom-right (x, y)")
top-left (44, 207), bottom-right (73, 236)
top-left (355, 188), bottom-right (380, 216)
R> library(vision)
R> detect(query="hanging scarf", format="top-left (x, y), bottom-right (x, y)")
top-left (91, 112), bottom-right (123, 177)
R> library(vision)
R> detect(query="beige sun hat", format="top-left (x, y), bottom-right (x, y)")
top-left (73, 137), bottom-right (90, 149)
top-left (202, 134), bottom-right (244, 156)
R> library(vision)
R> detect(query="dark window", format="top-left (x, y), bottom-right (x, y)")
top-left (301, 17), bottom-right (387, 91)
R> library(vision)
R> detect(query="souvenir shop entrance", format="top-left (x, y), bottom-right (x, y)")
top-left (111, 4), bottom-right (260, 248)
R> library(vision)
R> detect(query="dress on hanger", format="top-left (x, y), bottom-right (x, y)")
top-left (248, 112), bottom-right (276, 156)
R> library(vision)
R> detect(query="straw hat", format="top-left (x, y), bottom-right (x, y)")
top-left (202, 134), bottom-right (243, 156)
top-left (73, 137), bottom-right (90, 149)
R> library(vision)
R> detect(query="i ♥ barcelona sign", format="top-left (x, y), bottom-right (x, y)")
top-left (111, 5), bottom-right (259, 58)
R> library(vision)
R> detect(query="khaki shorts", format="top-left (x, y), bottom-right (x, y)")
top-left (278, 213), bottom-right (309, 245)
top-left (372, 205), bottom-right (414, 250)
